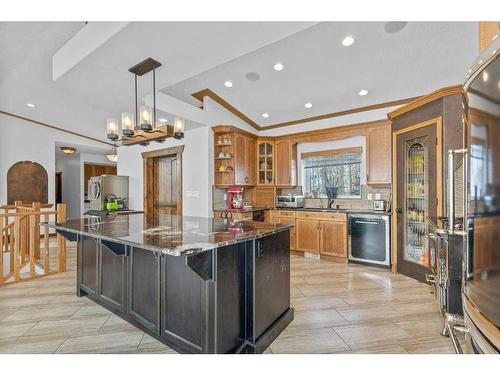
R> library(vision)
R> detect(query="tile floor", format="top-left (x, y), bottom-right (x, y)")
top-left (0, 242), bottom-right (459, 354)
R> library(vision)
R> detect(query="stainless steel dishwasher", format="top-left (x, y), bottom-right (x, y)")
top-left (348, 214), bottom-right (390, 267)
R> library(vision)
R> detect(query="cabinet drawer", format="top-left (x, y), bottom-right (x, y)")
top-left (278, 210), bottom-right (296, 218)
top-left (233, 212), bottom-right (252, 220)
top-left (296, 211), bottom-right (346, 221)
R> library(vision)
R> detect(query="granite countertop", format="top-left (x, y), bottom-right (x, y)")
top-left (213, 207), bottom-right (269, 212)
top-left (276, 207), bottom-right (392, 216)
top-left (42, 214), bottom-right (292, 257)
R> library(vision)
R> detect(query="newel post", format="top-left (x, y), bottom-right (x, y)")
top-left (56, 203), bottom-right (67, 273)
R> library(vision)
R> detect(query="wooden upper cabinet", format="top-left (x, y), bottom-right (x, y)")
top-left (245, 137), bottom-right (256, 186)
top-left (319, 221), bottom-right (347, 258)
top-left (275, 139), bottom-right (297, 186)
top-left (296, 219), bottom-right (320, 253)
top-left (234, 133), bottom-right (247, 185)
top-left (213, 126), bottom-right (257, 186)
top-left (83, 163), bottom-right (117, 193)
top-left (366, 124), bottom-right (391, 185)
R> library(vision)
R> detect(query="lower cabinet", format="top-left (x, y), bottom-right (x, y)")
top-left (319, 221), bottom-right (347, 258)
top-left (99, 240), bottom-right (126, 312)
top-left (128, 247), bottom-right (159, 333)
top-left (278, 217), bottom-right (296, 250)
top-left (296, 219), bottom-right (320, 253)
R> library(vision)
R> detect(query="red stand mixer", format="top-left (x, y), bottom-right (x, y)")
top-left (227, 187), bottom-right (244, 210)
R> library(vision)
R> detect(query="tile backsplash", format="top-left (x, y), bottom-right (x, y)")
top-left (279, 185), bottom-right (391, 210)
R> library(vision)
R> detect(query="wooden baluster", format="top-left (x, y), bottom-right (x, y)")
top-left (43, 213), bottom-right (49, 274)
top-left (33, 202), bottom-right (41, 259)
top-left (29, 214), bottom-right (35, 276)
top-left (0, 218), bottom-right (4, 284)
top-left (56, 203), bottom-right (67, 273)
top-left (9, 224), bottom-right (14, 274)
top-left (13, 214), bottom-right (21, 281)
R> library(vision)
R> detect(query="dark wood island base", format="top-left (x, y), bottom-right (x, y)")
top-left (58, 225), bottom-right (293, 354)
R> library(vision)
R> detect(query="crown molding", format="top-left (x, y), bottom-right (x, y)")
top-left (387, 85), bottom-right (464, 120)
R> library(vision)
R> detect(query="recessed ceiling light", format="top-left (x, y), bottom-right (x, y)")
top-left (26, 103), bottom-right (36, 108)
top-left (482, 71), bottom-right (489, 82)
top-left (342, 36), bottom-right (355, 47)
top-left (358, 89), bottom-right (368, 96)
top-left (305, 102), bottom-right (313, 109)
top-left (273, 63), bottom-right (284, 71)
top-left (224, 81), bottom-right (233, 88)
top-left (262, 113), bottom-right (270, 118)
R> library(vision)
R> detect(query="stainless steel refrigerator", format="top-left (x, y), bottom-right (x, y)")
top-left (444, 37), bottom-right (500, 354)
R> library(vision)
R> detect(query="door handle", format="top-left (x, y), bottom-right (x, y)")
top-left (396, 208), bottom-right (403, 214)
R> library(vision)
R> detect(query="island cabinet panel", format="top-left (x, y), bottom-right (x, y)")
top-left (99, 240), bottom-right (126, 312)
top-left (128, 247), bottom-right (159, 333)
top-left (251, 230), bottom-right (291, 341)
top-left (215, 243), bottom-right (247, 353)
top-left (161, 254), bottom-right (204, 351)
top-left (80, 236), bottom-right (98, 294)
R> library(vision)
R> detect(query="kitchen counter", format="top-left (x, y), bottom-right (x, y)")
top-left (276, 207), bottom-right (392, 216)
top-left (43, 213), bottom-right (293, 354)
top-left (213, 207), bottom-right (269, 212)
top-left (44, 214), bottom-right (291, 257)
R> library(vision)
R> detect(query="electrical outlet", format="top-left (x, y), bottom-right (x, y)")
top-left (367, 193), bottom-right (373, 200)
top-left (375, 193), bottom-right (381, 200)
top-left (223, 193), bottom-right (227, 201)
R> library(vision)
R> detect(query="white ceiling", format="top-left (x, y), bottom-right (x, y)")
top-left (0, 21), bottom-right (479, 137)
top-left (163, 22), bottom-right (479, 127)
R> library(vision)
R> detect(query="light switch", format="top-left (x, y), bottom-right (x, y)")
top-left (375, 193), bottom-right (381, 200)
top-left (192, 191), bottom-right (199, 198)
top-left (223, 193), bottom-right (227, 201)
top-left (367, 193), bottom-right (373, 200)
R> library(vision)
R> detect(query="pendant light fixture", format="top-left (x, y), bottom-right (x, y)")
top-left (106, 145), bottom-right (118, 163)
top-left (105, 57), bottom-right (185, 146)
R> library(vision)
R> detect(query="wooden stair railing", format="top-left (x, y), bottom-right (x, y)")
top-left (0, 202), bottom-right (67, 286)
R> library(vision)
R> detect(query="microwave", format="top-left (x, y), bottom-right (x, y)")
top-left (276, 195), bottom-right (304, 208)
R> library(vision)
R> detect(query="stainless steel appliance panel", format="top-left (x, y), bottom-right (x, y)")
top-left (348, 214), bottom-right (390, 267)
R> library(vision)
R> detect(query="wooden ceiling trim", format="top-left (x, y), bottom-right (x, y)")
top-left (387, 85), bottom-right (464, 120)
top-left (192, 88), bottom-right (422, 133)
top-left (191, 89), bottom-right (261, 130)
top-left (0, 110), bottom-right (114, 146)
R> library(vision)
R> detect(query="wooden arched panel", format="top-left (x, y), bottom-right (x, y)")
top-left (7, 161), bottom-right (48, 204)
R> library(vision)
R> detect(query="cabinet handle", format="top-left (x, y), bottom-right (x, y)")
top-left (245, 176), bottom-right (249, 183)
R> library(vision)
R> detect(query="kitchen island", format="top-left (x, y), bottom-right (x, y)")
top-left (44, 214), bottom-right (293, 354)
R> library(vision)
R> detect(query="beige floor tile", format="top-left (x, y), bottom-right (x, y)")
top-left (22, 316), bottom-right (109, 340)
top-left (334, 321), bottom-right (413, 349)
top-left (70, 304), bottom-right (113, 319)
top-left (56, 331), bottom-right (144, 353)
top-left (98, 314), bottom-right (139, 334)
top-left (2, 304), bottom-right (83, 323)
top-left (136, 334), bottom-right (177, 354)
top-left (337, 290), bottom-right (395, 306)
top-left (270, 327), bottom-right (350, 354)
top-left (0, 321), bottom-right (37, 340)
top-left (336, 304), bottom-right (403, 324)
top-left (291, 295), bottom-right (348, 311)
top-left (348, 344), bottom-right (408, 354)
top-left (297, 283), bottom-right (347, 297)
top-left (401, 336), bottom-right (459, 354)
top-left (0, 335), bottom-right (67, 353)
top-left (287, 308), bottom-right (349, 332)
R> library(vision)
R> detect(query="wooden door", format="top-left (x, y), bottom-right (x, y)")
top-left (245, 137), bottom-right (256, 185)
top-left (296, 219), bottom-right (320, 253)
top-left (275, 139), bottom-right (291, 186)
top-left (153, 155), bottom-right (180, 215)
top-left (55, 172), bottom-right (62, 204)
top-left (366, 125), bottom-right (391, 185)
top-left (319, 221), bottom-right (347, 258)
top-left (234, 134), bottom-right (247, 185)
top-left (278, 217), bottom-right (296, 250)
top-left (395, 124), bottom-right (438, 282)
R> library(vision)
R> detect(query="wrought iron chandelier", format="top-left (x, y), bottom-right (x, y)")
top-left (106, 58), bottom-right (185, 146)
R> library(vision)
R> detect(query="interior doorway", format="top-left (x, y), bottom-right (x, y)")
top-left (142, 146), bottom-right (184, 215)
top-left (55, 172), bottom-right (62, 204)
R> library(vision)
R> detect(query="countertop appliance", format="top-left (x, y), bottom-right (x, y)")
top-left (440, 38), bottom-right (500, 354)
top-left (227, 187), bottom-right (244, 210)
top-left (373, 200), bottom-right (386, 212)
top-left (276, 194), bottom-right (304, 208)
top-left (88, 175), bottom-right (129, 211)
top-left (348, 214), bottom-right (390, 267)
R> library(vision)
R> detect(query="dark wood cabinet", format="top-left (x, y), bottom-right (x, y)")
top-left (128, 247), bottom-right (159, 332)
top-left (79, 236), bottom-right (98, 294)
top-left (99, 240), bottom-right (126, 312)
top-left (83, 163), bottom-right (117, 193)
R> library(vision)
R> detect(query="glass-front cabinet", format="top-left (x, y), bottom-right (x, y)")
top-left (404, 140), bottom-right (429, 267)
top-left (257, 141), bottom-right (274, 185)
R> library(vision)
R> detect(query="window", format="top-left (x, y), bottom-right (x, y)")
top-left (302, 148), bottom-right (362, 199)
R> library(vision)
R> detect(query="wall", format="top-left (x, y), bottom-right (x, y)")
top-left (56, 154), bottom-right (81, 219)
top-left (0, 114), bottom-right (112, 207)
top-left (118, 125), bottom-right (213, 218)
